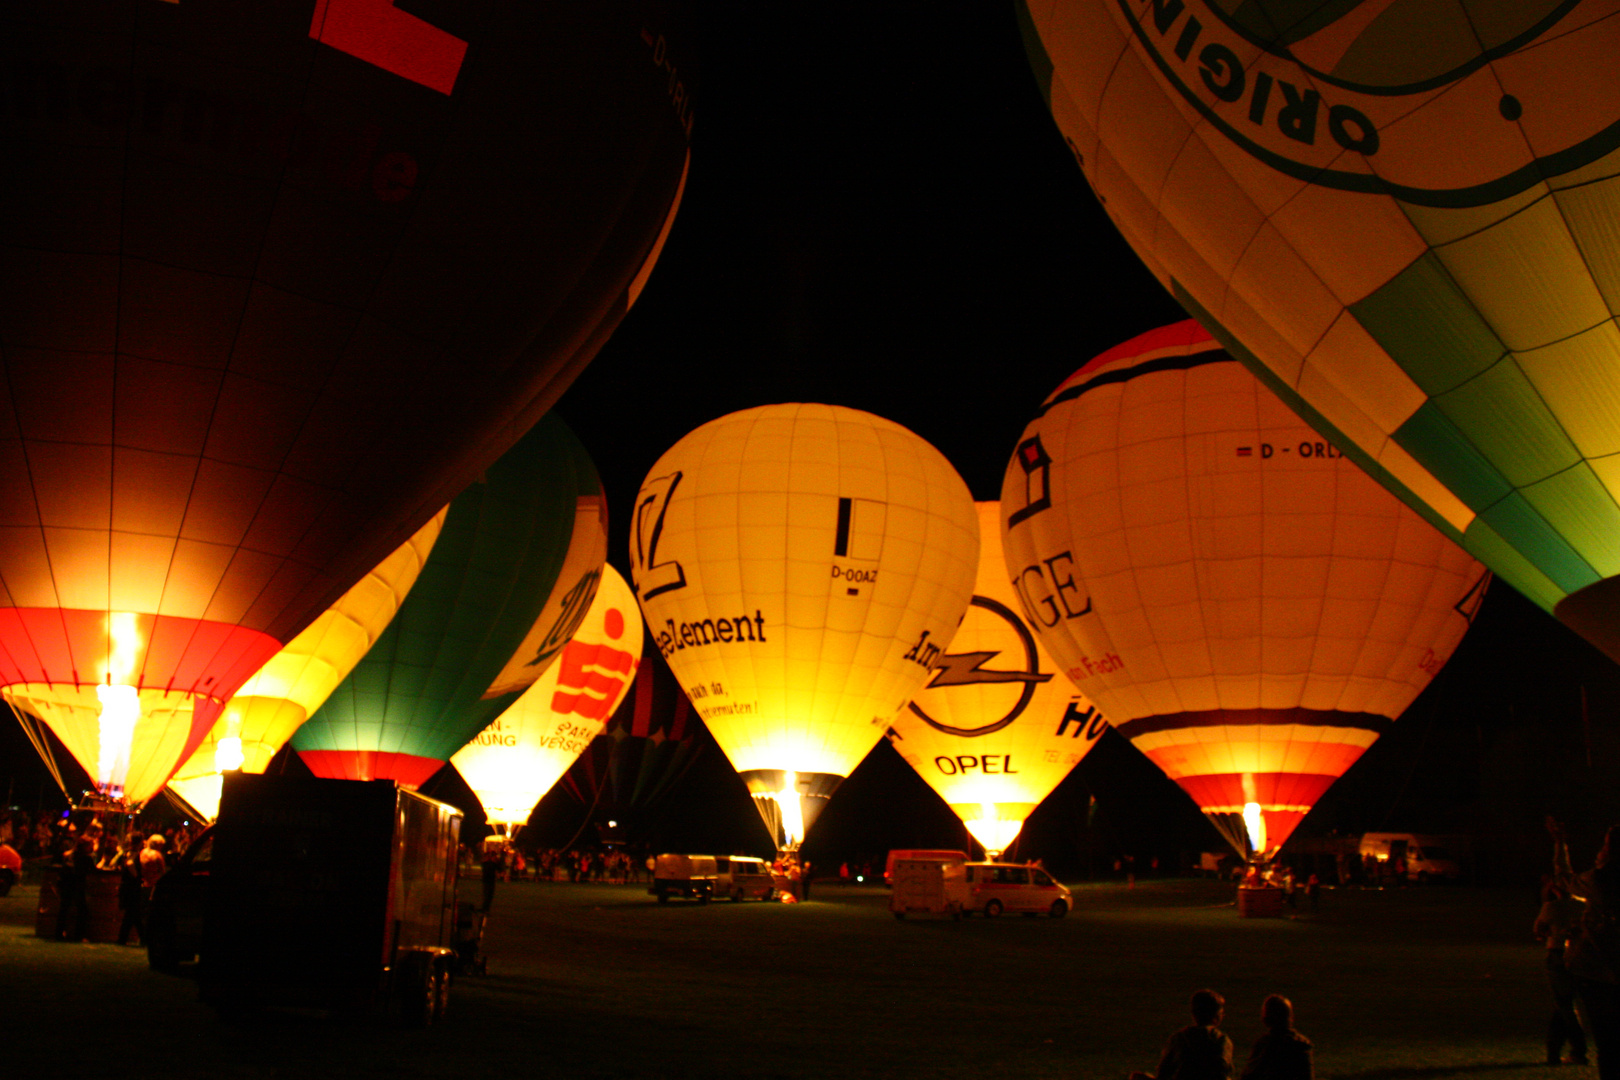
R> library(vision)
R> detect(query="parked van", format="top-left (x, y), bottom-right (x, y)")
top-left (962, 862), bottom-right (1071, 918)
top-left (1358, 833), bottom-right (1462, 883)
top-left (649, 854), bottom-right (717, 903)
top-left (715, 856), bottom-right (775, 901)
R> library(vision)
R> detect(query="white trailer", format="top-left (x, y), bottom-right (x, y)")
top-left (889, 855), bottom-right (968, 920)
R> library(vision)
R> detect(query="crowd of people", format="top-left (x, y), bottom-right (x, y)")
top-left (0, 808), bottom-right (206, 944)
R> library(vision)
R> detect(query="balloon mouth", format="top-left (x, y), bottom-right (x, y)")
top-left (95, 683), bottom-right (141, 802)
top-left (741, 770), bottom-right (842, 852)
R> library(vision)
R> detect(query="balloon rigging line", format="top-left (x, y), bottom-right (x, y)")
top-left (10, 701), bottom-right (69, 802)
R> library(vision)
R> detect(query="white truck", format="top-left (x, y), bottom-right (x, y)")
top-left (1358, 833), bottom-right (1463, 883)
top-left (649, 854), bottom-right (718, 903)
top-left (889, 854), bottom-right (968, 920)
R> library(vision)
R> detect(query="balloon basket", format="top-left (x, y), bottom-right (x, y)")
top-left (1237, 885), bottom-right (1284, 918)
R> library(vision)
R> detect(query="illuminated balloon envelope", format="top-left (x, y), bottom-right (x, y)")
top-left (1000, 323), bottom-right (1487, 859)
top-left (559, 647), bottom-right (704, 838)
top-left (452, 565), bottom-right (643, 828)
top-left (1018, 0), bottom-right (1620, 663)
top-left (290, 415), bottom-right (607, 788)
top-left (889, 503), bottom-right (1108, 858)
top-left (165, 509), bottom-right (447, 821)
top-left (631, 404), bottom-right (980, 850)
top-left (0, 3), bottom-right (688, 807)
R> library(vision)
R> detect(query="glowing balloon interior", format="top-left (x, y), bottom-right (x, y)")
top-left (1018, 0), bottom-right (1620, 663)
top-left (1000, 323), bottom-right (1486, 859)
top-left (452, 565), bottom-right (644, 827)
top-left (165, 510), bottom-right (447, 820)
top-left (631, 403), bottom-right (980, 850)
top-left (889, 503), bottom-right (1109, 858)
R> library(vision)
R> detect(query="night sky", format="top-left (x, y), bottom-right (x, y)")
top-left (5, 1), bottom-right (1617, 880)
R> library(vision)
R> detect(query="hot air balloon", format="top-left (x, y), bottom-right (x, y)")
top-left (1000, 323), bottom-right (1486, 859)
top-left (630, 405), bottom-right (979, 850)
top-left (0, 2), bottom-right (688, 807)
top-left (557, 646), bottom-right (704, 843)
top-left (1018, 0), bottom-right (1620, 663)
top-left (889, 503), bottom-right (1108, 859)
top-left (289, 414), bottom-right (606, 788)
top-left (451, 565), bottom-right (643, 831)
top-left (164, 510), bottom-right (447, 821)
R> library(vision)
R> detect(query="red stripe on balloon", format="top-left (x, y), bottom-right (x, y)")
top-left (1173, 772), bottom-right (1340, 810)
top-left (0, 608), bottom-right (281, 700)
top-left (1071, 319), bottom-right (1214, 381)
top-left (309, 0), bottom-right (468, 95)
top-left (297, 749), bottom-right (443, 789)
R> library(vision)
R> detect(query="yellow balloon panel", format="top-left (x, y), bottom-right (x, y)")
top-left (452, 565), bottom-right (644, 826)
top-left (889, 503), bottom-right (1109, 854)
top-left (631, 404), bottom-right (979, 781)
top-left (7, 685), bottom-right (196, 808)
top-left (164, 509), bottom-right (447, 819)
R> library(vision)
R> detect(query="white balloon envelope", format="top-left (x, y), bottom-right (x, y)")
top-left (631, 403), bottom-right (979, 849)
top-left (890, 503), bottom-right (1109, 858)
top-left (452, 565), bottom-right (644, 828)
top-left (1000, 323), bottom-right (1487, 859)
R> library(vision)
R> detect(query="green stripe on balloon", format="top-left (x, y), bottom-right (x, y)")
top-left (291, 414), bottom-right (602, 772)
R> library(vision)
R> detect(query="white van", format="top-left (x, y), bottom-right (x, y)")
top-left (962, 862), bottom-right (1071, 918)
top-left (1358, 833), bottom-right (1462, 883)
top-left (714, 855), bottom-right (775, 901)
top-left (649, 854), bottom-right (717, 903)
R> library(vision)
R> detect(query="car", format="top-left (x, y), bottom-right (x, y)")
top-left (961, 862), bottom-right (1071, 918)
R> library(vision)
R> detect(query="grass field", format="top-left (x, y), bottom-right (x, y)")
top-left (0, 877), bottom-right (1579, 1079)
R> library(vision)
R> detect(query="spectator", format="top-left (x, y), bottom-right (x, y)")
top-left (1133, 989), bottom-right (1234, 1080)
top-left (1536, 880), bottom-right (1590, 1066)
top-left (1552, 818), bottom-right (1620, 1080)
top-left (1240, 994), bottom-right (1313, 1080)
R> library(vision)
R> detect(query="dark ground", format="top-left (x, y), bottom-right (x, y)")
top-left (0, 875), bottom-right (1580, 1079)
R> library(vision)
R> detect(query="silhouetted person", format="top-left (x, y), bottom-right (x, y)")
top-left (53, 835), bottom-right (95, 941)
top-left (1537, 880), bottom-right (1591, 1066)
top-left (1138, 989), bottom-right (1234, 1080)
top-left (1553, 818), bottom-right (1620, 1079)
top-left (1241, 994), bottom-right (1313, 1080)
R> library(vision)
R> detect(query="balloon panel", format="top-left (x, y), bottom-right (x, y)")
top-left (890, 503), bottom-right (1108, 852)
top-left (1019, 0), bottom-right (1620, 661)
top-left (561, 646), bottom-right (701, 823)
top-left (453, 566), bottom-right (644, 826)
top-left (291, 415), bottom-right (606, 786)
top-left (1000, 322), bottom-right (1485, 854)
top-left (631, 404), bottom-right (980, 782)
top-left (167, 508), bottom-right (448, 820)
top-left (0, 1), bottom-right (688, 648)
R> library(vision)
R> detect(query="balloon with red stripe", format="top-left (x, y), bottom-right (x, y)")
top-left (451, 565), bottom-right (643, 829)
top-left (1000, 321), bottom-right (1487, 860)
top-left (560, 647), bottom-right (702, 838)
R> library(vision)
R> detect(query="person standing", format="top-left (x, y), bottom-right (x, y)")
top-left (1241, 995), bottom-right (1313, 1080)
top-left (1536, 880), bottom-right (1591, 1066)
top-left (1553, 818), bottom-right (1620, 1079)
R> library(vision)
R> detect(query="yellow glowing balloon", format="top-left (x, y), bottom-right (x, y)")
top-left (630, 404), bottom-right (979, 849)
top-left (163, 510), bottom-right (447, 819)
top-left (889, 503), bottom-right (1108, 857)
top-left (452, 565), bottom-right (644, 827)
top-left (1000, 324), bottom-right (1486, 858)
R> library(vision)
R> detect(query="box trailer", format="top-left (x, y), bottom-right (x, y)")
top-left (149, 772), bottom-right (462, 1025)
